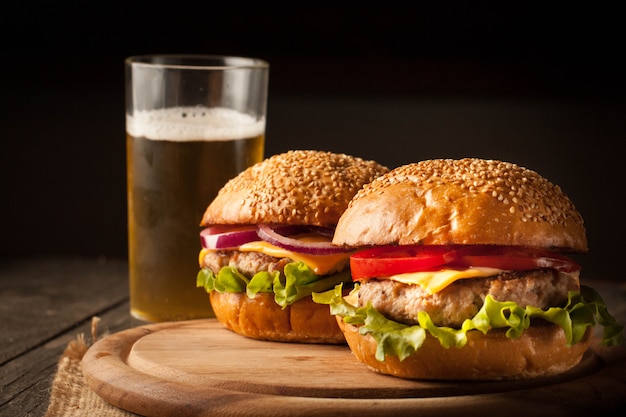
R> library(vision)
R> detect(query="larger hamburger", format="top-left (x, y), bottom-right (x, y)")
top-left (314, 158), bottom-right (623, 379)
top-left (197, 150), bottom-right (388, 343)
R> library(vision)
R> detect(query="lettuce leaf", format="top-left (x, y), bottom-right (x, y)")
top-left (197, 262), bottom-right (351, 308)
top-left (312, 283), bottom-right (624, 362)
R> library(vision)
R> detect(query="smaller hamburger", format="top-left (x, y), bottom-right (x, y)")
top-left (315, 158), bottom-right (623, 379)
top-left (197, 150), bottom-right (388, 343)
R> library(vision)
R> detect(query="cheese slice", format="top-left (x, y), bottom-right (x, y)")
top-left (199, 248), bottom-right (209, 267)
top-left (237, 240), bottom-right (351, 275)
top-left (388, 267), bottom-right (504, 294)
top-left (199, 236), bottom-right (351, 275)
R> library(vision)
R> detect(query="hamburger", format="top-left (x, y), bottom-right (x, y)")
top-left (197, 150), bottom-right (388, 343)
top-left (314, 158), bottom-right (623, 379)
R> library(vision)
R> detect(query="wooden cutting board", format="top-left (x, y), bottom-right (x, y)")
top-left (82, 319), bottom-right (626, 417)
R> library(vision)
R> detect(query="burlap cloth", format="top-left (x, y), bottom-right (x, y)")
top-left (44, 318), bottom-right (141, 417)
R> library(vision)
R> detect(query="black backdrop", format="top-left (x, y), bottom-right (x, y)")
top-left (2, 3), bottom-right (624, 280)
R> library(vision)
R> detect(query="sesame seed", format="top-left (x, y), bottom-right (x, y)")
top-left (202, 150), bottom-right (388, 226)
top-left (351, 158), bottom-right (584, 229)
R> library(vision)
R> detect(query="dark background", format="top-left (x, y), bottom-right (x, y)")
top-left (2, 3), bottom-right (624, 280)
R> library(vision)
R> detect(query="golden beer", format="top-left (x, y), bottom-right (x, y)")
top-left (127, 107), bottom-right (264, 322)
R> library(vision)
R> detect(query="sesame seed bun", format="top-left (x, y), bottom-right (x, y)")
top-left (202, 150), bottom-right (389, 227)
top-left (327, 158), bottom-right (593, 380)
top-left (333, 158), bottom-right (587, 252)
top-left (200, 150), bottom-right (388, 344)
top-left (337, 317), bottom-right (592, 380)
top-left (210, 291), bottom-right (346, 344)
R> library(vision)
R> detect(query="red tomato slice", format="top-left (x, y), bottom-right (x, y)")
top-left (450, 246), bottom-right (580, 273)
top-left (350, 245), bottom-right (580, 281)
top-left (350, 245), bottom-right (458, 280)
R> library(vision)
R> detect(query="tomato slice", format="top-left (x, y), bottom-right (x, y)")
top-left (350, 245), bottom-right (458, 280)
top-left (350, 245), bottom-right (580, 281)
top-left (451, 246), bottom-right (580, 273)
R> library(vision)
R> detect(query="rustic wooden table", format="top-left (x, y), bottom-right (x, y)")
top-left (1, 257), bottom-right (133, 416)
top-left (1, 257), bottom-right (625, 416)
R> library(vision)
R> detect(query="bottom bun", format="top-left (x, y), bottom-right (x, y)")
top-left (210, 291), bottom-right (346, 344)
top-left (337, 317), bottom-right (591, 380)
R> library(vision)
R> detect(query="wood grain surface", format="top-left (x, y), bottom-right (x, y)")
top-left (82, 319), bottom-right (626, 417)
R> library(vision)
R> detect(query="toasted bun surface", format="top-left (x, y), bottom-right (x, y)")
top-left (333, 158), bottom-right (587, 252)
top-left (210, 291), bottom-right (346, 344)
top-left (201, 150), bottom-right (388, 227)
top-left (201, 150), bottom-right (387, 343)
top-left (337, 318), bottom-right (591, 380)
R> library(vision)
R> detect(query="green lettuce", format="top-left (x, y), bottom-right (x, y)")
top-left (312, 284), bottom-right (624, 362)
top-left (197, 262), bottom-right (351, 308)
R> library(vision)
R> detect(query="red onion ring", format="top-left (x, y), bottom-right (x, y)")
top-left (256, 223), bottom-right (352, 255)
top-left (200, 226), bottom-right (260, 249)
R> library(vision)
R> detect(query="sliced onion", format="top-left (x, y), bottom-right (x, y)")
top-left (257, 223), bottom-right (353, 255)
top-left (200, 226), bottom-right (260, 249)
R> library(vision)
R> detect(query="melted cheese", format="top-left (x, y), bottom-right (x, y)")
top-left (237, 240), bottom-right (350, 275)
top-left (199, 237), bottom-right (351, 275)
top-left (388, 267), bottom-right (504, 294)
top-left (199, 237), bottom-right (504, 288)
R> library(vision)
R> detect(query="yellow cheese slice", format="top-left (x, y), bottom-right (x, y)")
top-left (389, 267), bottom-right (504, 294)
top-left (238, 240), bottom-right (350, 275)
top-left (199, 235), bottom-right (351, 275)
top-left (199, 248), bottom-right (209, 267)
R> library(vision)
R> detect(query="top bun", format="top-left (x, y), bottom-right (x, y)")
top-left (201, 150), bottom-right (389, 227)
top-left (333, 158), bottom-right (587, 252)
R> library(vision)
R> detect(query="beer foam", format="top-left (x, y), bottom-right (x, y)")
top-left (126, 107), bottom-right (265, 141)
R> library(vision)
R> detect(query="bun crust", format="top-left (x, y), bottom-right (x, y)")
top-left (333, 158), bottom-right (587, 252)
top-left (201, 150), bottom-right (388, 227)
top-left (210, 291), bottom-right (346, 344)
top-left (337, 318), bottom-right (591, 380)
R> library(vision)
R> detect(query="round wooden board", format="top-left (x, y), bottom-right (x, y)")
top-left (82, 319), bottom-right (626, 417)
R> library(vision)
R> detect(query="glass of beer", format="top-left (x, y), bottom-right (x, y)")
top-left (125, 55), bottom-right (268, 322)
